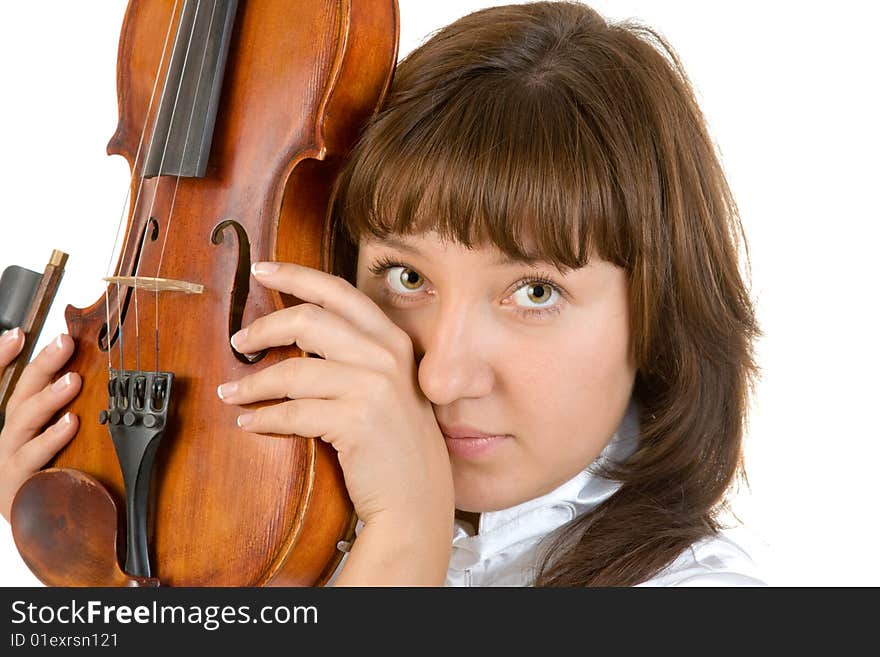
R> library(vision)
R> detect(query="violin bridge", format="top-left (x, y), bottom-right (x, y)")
top-left (103, 276), bottom-right (204, 294)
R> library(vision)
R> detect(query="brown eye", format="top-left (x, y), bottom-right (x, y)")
top-left (398, 268), bottom-right (422, 290)
top-left (512, 280), bottom-right (559, 309)
top-left (526, 283), bottom-right (552, 304)
top-left (381, 265), bottom-right (426, 296)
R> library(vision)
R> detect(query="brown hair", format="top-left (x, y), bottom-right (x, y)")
top-left (328, 1), bottom-right (762, 586)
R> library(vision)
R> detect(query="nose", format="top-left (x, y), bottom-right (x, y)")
top-left (414, 301), bottom-right (496, 406)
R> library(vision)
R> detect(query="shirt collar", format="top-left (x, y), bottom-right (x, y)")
top-left (448, 396), bottom-right (641, 572)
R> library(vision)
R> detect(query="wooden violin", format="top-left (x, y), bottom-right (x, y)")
top-left (7, 0), bottom-right (398, 587)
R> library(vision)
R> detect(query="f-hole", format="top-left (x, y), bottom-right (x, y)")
top-left (98, 218), bottom-right (160, 352)
top-left (211, 220), bottom-right (266, 364)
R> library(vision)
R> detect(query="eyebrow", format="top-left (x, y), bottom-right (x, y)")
top-left (375, 236), bottom-right (544, 267)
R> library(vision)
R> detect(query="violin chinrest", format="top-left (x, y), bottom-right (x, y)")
top-left (11, 468), bottom-right (159, 587)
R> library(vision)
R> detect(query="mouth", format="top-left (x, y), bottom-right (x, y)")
top-left (439, 423), bottom-right (512, 459)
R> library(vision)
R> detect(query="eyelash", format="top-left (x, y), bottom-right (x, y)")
top-left (367, 255), bottom-right (565, 319)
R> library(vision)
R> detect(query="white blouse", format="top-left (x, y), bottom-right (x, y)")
top-left (331, 396), bottom-right (767, 587)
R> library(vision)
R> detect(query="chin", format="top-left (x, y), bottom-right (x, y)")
top-left (452, 473), bottom-right (533, 513)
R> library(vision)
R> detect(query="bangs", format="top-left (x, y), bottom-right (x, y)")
top-left (332, 74), bottom-right (629, 273)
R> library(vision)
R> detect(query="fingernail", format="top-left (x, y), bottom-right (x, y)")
top-left (53, 334), bottom-right (66, 350)
top-left (230, 328), bottom-right (248, 351)
top-left (252, 261), bottom-right (280, 276)
top-left (52, 373), bottom-right (72, 391)
top-left (237, 413), bottom-right (254, 428)
top-left (53, 412), bottom-right (73, 433)
top-left (217, 382), bottom-right (238, 400)
top-left (0, 327), bottom-right (22, 345)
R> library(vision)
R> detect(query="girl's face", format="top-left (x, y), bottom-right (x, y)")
top-left (356, 231), bottom-right (637, 512)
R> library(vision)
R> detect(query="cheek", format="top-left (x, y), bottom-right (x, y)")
top-left (516, 307), bottom-right (635, 458)
top-left (579, 305), bottom-right (633, 385)
top-left (529, 306), bottom-right (632, 397)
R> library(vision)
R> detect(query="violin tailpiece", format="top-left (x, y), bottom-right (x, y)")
top-left (99, 369), bottom-right (175, 580)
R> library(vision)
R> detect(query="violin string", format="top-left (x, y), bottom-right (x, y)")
top-left (131, 0), bottom-right (204, 373)
top-left (103, 0), bottom-right (181, 377)
top-left (154, 0), bottom-right (219, 374)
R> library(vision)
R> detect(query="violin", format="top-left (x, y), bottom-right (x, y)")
top-left (6, 0), bottom-right (399, 586)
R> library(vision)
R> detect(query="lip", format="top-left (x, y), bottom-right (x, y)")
top-left (439, 423), bottom-right (512, 459)
top-left (438, 423), bottom-right (509, 439)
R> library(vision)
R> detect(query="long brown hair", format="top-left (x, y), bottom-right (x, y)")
top-left (328, 1), bottom-right (762, 586)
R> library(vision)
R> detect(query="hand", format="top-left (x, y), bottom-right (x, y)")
top-left (216, 262), bottom-right (455, 531)
top-left (0, 329), bottom-right (81, 523)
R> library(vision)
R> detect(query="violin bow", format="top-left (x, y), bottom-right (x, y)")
top-left (0, 249), bottom-right (68, 430)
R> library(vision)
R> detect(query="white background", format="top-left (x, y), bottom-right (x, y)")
top-left (1, 1), bottom-right (877, 586)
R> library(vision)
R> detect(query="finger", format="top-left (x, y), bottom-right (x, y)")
top-left (250, 261), bottom-right (402, 346)
top-left (235, 398), bottom-right (337, 439)
top-left (0, 327), bottom-right (25, 369)
top-left (217, 356), bottom-right (366, 405)
top-left (6, 334), bottom-right (75, 414)
top-left (232, 304), bottom-right (393, 369)
top-left (1, 371), bottom-right (82, 454)
top-left (12, 412), bottom-right (79, 473)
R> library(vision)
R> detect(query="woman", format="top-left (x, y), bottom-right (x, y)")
top-left (0, 1), bottom-right (764, 586)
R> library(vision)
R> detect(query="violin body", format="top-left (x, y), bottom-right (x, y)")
top-left (10, 0), bottom-right (399, 586)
